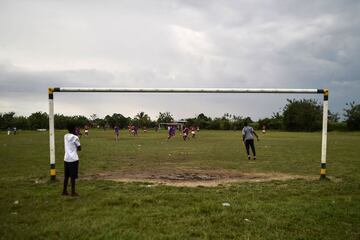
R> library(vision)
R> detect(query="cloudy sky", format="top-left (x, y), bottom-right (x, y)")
top-left (0, 0), bottom-right (359, 120)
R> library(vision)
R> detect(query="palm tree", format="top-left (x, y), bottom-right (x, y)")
top-left (135, 112), bottom-right (151, 127)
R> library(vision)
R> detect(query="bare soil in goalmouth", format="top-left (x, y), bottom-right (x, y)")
top-left (84, 169), bottom-right (317, 187)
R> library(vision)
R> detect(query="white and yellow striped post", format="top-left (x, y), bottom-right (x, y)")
top-left (320, 89), bottom-right (329, 180)
top-left (48, 88), bottom-right (56, 181)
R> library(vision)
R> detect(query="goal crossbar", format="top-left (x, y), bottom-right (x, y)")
top-left (48, 87), bottom-right (329, 181)
top-left (51, 87), bottom-right (324, 94)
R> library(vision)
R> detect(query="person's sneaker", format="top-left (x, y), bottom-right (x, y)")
top-left (248, 155), bottom-right (251, 160)
top-left (61, 191), bottom-right (69, 196)
top-left (71, 192), bottom-right (80, 197)
top-left (253, 156), bottom-right (256, 160)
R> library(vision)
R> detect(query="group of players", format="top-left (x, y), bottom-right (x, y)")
top-left (76, 123), bottom-right (260, 160)
top-left (78, 124), bottom-right (199, 142)
top-left (167, 125), bottom-right (198, 141)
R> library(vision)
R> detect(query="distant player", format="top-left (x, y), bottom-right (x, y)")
top-left (262, 125), bottom-right (266, 134)
top-left (167, 126), bottom-right (175, 139)
top-left (84, 125), bottom-right (89, 136)
top-left (62, 123), bottom-right (81, 197)
top-left (114, 126), bottom-right (120, 141)
top-left (182, 126), bottom-right (189, 141)
top-left (131, 126), bottom-right (138, 136)
top-left (191, 126), bottom-right (196, 138)
top-left (167, 126), bottom-right (172, 139)
top-left (172, 126), bottom-right (176, 137)
top-left (242, 122), bottom-right (259, 160)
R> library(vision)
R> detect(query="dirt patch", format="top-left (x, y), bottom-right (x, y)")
top-left (83, 169), bottom-right (317, 187)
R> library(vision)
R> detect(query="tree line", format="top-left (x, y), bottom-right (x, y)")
top-left (1, 100), bottom-right (359, 131)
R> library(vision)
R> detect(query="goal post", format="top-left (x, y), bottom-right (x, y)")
top-left (48, 87), bottom-right (329, 181)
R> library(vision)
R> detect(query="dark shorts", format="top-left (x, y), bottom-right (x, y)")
top-left (244, 139), bottom-right (256, 156)
top-left (64, 161), bottom-right (79, 179)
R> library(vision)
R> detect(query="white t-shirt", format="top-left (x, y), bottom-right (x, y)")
top-left (242, 126), bottom-right (255, 141)
top-left (64, 133), bottom-right (81, 162)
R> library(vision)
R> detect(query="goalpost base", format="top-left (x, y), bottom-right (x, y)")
top-left (320, 175), bottom-right (330, 181)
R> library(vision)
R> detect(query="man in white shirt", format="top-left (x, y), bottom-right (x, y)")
top-left (242, 122), bottom-right (259, 160)
top-left (62, 123), bottom-right (81, 196)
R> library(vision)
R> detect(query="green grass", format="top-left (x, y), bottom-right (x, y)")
top-left (0, 130), bottom-right (359, 239)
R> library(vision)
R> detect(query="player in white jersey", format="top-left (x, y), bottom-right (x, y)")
top-left (62, 123), bottom-right (82, 196)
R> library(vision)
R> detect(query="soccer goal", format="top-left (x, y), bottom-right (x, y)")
top-left (48, 88), bottom-right (329, 181)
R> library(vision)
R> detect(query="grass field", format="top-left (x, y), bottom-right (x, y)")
top-left (0, 129), bottom-right (359, 239)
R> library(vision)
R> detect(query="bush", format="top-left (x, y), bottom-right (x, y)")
top-left (28, 112), bottom-right (49, 130)
top-left (344, 102), bottom-right (360, 130)
top-left (328, 122), bottom-right (347, 132)
top-left (283, 99), bottom-right (322, 131)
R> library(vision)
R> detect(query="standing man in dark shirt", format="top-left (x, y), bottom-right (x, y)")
top-left (242, 122), bottom-right (259, 160)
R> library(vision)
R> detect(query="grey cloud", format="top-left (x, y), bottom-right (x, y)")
top-left (0, 0), bottom-right (359, 118)
top-left (0, 63), bottom-right (116, 94)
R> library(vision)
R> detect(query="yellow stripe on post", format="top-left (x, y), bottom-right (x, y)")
top-left (320, 168), bottom-right (326, 175)
top-left (50, 169), bottom-right (56, 176)
top-left (48, 88), bottom-right (54, 94)
top-left (323, 88), bottom-right (329, 97)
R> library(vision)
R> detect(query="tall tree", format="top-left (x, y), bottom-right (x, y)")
top-left (328, 110), bottom-right (340, 123)
top-left (105, 113), bottom-right (129, 128)
top-left (0, 112), bottom-right (15, 129)
top-left (28, 112), bottom-right (49, 129)
top-left (283, 99), bottom-right (322, 131)
top-left (194, 113), bottom-right (212, 129)
top-left (157, 112), bottom-right (174, 123)
top-left (135, 112), bottom-right (151, 127)
top-left (71, 116), bottom-right (89, 128)
top-left (55, 114), bottom-right (69, 129)
top-left (344, 102), bottom-right (360, 130)
top-left (13, 116), bottom-right (28, 129)
top-left (258, 112), bottom-right (283, 130)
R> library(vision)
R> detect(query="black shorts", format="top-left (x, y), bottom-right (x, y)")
top-left (64, 161), bottom-right (79, 179)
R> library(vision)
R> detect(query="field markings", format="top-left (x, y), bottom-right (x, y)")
top-left (83, 169), bottom-right (320, 187)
